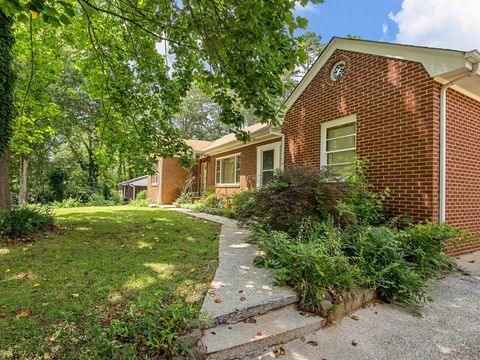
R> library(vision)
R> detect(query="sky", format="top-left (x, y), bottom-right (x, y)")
top-left (295, 0), bottom-right (480, 51)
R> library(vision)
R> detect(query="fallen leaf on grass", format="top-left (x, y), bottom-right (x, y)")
top-left (0, 313), bottom-right (7, 319)
top-left (33, 283), bottom-right (41, 287)
top-left (4, 269), bottom-right (10, 273)
top-left (300, 336), bottom-right (305, 342)
top-left (352, 340), bottom-right (358, 346)
top-left (214, 298), bottom-right (222, 303)
top-left (351, 315), bottom-right (359, 321)
top-left (15, 310), bottom-right (31, 318)
top-left (273, 346), bottom-right (286, 357)
top-left (71, 293), bottom-right (80, 298)
top-left (207, 290), bottom-right (216, 296)
top-left (256, 332), bottom-right (263, 336)
top-left (189, 268), bottom-right (196, 273)
top-left (307, 340), bottom-right (318, 347)
top-left (240, 296), bottom-right (246, 301)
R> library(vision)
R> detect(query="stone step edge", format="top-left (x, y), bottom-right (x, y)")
top-left (204, 293), bottom-right (300, 327)
top-left (196, 305), bottom-right (327, 360)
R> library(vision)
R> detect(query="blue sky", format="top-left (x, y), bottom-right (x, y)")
top-left (294, 0), bottom-right (480, 51)
top-left (294, 0), bottom-right (403, 44)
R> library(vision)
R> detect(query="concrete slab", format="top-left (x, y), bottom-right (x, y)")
top-left (168, 208), bottom-right (298, 325)
top-left (249, 272), bottom-right (480, 360)
top-left (200, 304), bottom-right (326, 360)
top-left (456, 250), bottom-right (480, 278)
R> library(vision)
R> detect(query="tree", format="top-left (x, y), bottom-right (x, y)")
top-left (0, 0), bottom-right (323, 209)
top-left (0, 11), bottom-right (15, 209)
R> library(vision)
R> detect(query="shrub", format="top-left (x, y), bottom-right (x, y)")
top-left (255, 220), bottom-right (363, 311)
top-left (173, 176), bottom-right (195, 206)
top-left (129, 191), bottom-right (150, 207)
top-left (256, 219), bottom-right (459, 310)
top-left (0, 205), bottom-right (56, 240)
top-left (192, 188), bottom-right (219, 212)
top-left (220, 190), bottom-right (256, 219)
top-left (238, 167), bottom-right (354, 234)
top-left (51, 197), bottom-right (82, 208)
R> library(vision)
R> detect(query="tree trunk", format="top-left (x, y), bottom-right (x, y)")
top-left (0, 10), bottom-right (14, 211)
top-left (18, 154), bottom-right (31, 205)
top-left (0, 148), bottom-right (11, 210)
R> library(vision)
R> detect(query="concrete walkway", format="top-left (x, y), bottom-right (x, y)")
top-left (250, 251), bottom-right (480, 360)
top-left (169, 208), bottom-right (298, 325)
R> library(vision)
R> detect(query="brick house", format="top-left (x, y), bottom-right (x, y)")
top-left (147, 38), bottom-right (480, 255)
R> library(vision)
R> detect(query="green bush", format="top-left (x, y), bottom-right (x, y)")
top-left (238, 166), bottom-right (384, 234)
top-left (255, 220), bottom-right (459, 310)
top-left (255, 221), bottom-right (363, 312)
top-left (51, 197), bottom-right (82, 208)
top-left (0, 205), bottom-right (56, 240)
top-left (220, 190), bottom-right (257, 219)
top-left (129, 191), bottom-right (150, 207)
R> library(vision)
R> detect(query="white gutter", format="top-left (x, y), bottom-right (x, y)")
top-left (271, 129), bottom-right (285, 170)
top-left (438, 59), bottom-right (479, 223)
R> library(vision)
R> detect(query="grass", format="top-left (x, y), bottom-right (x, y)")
top-left (0, 206), bottom-right (220, 359)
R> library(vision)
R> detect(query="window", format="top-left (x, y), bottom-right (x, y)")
top-left (151, 173), bottom-right (158, 185)
top-left (256, 142), bottom-right (281, 187)
top-left (330, 61), bottom-right (346, 81)
top-left (216, 154), bottom-right (240, 185)
top-left (321, 115), bottom-right (356, 174)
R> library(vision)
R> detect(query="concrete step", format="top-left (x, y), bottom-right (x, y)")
top-left (197, 305), bottom-right (326, 360)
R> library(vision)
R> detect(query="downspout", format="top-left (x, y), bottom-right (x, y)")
top-left (438, 61), bottom-right (479, 223)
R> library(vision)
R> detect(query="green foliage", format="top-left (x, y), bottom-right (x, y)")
top-left (129, 191), bottom-right (150, 207)
top-left (339, 160), bottom-right (390, 226)
top-left (106, 298), bottom-right (199, 358)
top-left (237, 167), bottom-right (350, 234)
top-left (220, 190), bottom-right (257, 219)
top-left (0, 10), bottom-right (14, 155)
top-left (0, 205), bottom-right (55, 240)
top-left (255, 219), bottom-right (459, 310)
top-left (0, 207), bottom-right (220, 358)
top-left (255, 221), bottom-right (362, 312)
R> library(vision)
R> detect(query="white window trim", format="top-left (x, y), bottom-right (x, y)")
top-left (256, 142), bottom-right (281, 188)
top-left (151, 173), bottom-right (158, 186)
top-left (320, 114), bottom-right (357, 169)
top-left (215, 153), bottom-right (241, 186)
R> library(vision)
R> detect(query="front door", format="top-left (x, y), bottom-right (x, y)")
top-left (201, 162), bottom-right (208, 194)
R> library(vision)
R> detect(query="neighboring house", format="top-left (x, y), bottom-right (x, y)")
top-left (147, 37), bottom-right (480, 255)
top-left (119, 175), bottom-right (148, 202)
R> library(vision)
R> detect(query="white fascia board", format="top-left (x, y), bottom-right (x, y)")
top-left (204, 131), bottom-right (281, 156)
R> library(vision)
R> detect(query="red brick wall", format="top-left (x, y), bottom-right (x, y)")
top-left (283, 49), bottom-right (439, 221)
top-left (201, 138), bottom-right (281, 197)
top-left (146, 157), bottom-right (192, 205)
top-left (442, 87), bottom-right (480, 255)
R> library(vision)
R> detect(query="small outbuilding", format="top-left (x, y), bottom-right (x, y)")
top-left (118, 175), bottom-right (148, 203)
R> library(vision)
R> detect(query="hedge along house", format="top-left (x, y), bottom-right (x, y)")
top-left (147, 37), bottom-right (480, 255)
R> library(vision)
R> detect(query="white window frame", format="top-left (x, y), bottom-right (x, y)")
top-left (215, 153), bottom-right (241, 186)
top-left (200, 162), bottom-right (208, 193)
top-left (256, 142), bottom-right (281, 188)
top-left (320, 114), bottom-right (357, 169)
top-left (151, 173), bottom-right (158, 185)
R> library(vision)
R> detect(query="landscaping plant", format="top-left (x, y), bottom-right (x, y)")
top-left (249, 164), bottom-right (461, 311)
top-left (0, 205), bottom-right (55, 240)
top-left (128, 190), bottom-right (150, 207)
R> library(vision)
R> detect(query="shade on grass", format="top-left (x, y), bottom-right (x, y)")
top-left (0, 206), bottom-right (220, 358)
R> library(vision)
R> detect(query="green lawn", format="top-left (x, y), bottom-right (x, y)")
top-left (0, 206), bottom-right (220, 359)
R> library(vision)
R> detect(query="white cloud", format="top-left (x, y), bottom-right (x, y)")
top-left (294, 1), bottom-right (320, 15)
top-left (390, 0), bottom-right (480, 50)
top-left (382, 23), bottom-right (388, 38)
